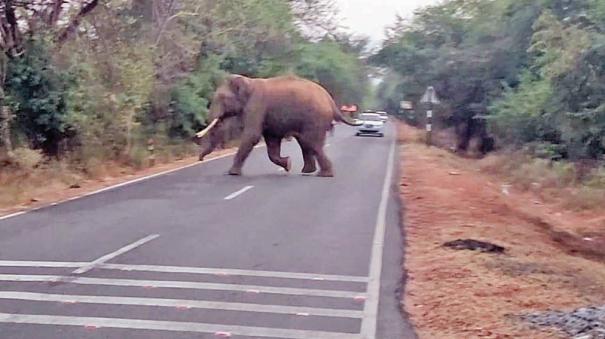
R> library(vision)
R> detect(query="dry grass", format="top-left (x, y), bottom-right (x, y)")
top-left (398, 122), bottom-right (605, 339)
top-left (482, 155), bottom-right (604, 211)
top-left (0, 144), bottom-right (234, 214)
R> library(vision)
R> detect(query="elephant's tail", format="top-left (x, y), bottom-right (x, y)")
top-left (332, 103), bottom-right (363, 126)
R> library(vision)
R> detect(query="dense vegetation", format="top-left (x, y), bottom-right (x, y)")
top-left (0, 0), bottom-right (369, 170)
top-left (372, 0), bottom-right (605, 161)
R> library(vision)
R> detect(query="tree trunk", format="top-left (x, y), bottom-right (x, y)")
top-left (0, 102), bottom-right (14, 159)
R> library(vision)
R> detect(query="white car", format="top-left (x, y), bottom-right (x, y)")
top-left (356, 113), bottom-right (385, 137)
top-left (377, 111), bottom-right (388, 122)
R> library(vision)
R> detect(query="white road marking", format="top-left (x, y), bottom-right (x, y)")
top-left (0, 211), bottom-right (25, 221)
top-left (223, 185), bottom-right (254, 200)
top-left (100, 263), bottom-right (369, 283)
top-left (72, 234), bottom-right (159, 274)
top-left (360, 135), bottom-right (396, 339)
top-left (0, 145), bottom-right (270, 222)
top-left (0, 261), bottom-right (369, 282)
top-left (0, 274), bottom-right (365, 299)
top-left (81, 152), bottom-right (241, 198)
top-left (0, 312), bottom-right (360, 339)
top-left (0, 291), bottom-right (363, 319)
top-left (0, 261), bottom-right (85, 268)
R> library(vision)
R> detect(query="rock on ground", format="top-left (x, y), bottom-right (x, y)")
top-left (523, 306), bottom-right (605, 339)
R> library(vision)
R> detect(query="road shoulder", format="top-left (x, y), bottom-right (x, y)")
top-left (0, 148), bottom-right (236, 219)
top-left (397, 123), bottom-right (605, 338)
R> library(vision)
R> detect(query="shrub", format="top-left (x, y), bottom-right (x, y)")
top-left (12, 147), bottom-right (44, 171)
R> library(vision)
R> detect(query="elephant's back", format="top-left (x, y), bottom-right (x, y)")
top-left (261, 77), bottom-right (335, 112)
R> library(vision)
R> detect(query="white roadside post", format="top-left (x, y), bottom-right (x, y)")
top-left (420, 86), bottom-right (440, 146)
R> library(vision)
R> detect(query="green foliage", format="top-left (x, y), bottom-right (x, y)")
top-left (170, 56), bottom-right (225, 138)
top-left (372, 0), bottom-right (605, 159)
top-left (6, 39), bottom-right (70, 154)
top-left (295, 41), bottom-right (368, 105)
top-left (1, 0), bottom-right (369, 168)
top-left (488, 72), bottom-right (555, 145)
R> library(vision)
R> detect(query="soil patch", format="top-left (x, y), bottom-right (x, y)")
top-left (398, 123), bottom-right (605, 338)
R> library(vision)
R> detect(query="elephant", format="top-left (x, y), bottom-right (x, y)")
top-left (195, 74), bottom-right (362, 177)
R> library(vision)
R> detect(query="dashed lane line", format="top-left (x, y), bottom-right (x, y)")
top-left (223, 185), bottom-right (254, 200)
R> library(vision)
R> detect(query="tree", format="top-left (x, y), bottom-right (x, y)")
top-left (0, 0), bottom-right (99, 157)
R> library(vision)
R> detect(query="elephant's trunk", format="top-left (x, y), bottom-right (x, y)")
top-left (198, 143), bottom-right (214, 161)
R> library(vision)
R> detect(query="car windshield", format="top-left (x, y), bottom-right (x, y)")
top-left (360, 114), bottom-right (381, 121)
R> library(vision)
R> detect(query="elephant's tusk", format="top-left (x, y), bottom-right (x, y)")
top-left (195, 118), bottom-right (219, 138)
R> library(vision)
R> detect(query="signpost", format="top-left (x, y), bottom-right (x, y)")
top-left (420, 86), bottom-right (440, 146)
top-left (400, 101), bottom-right (413, 110)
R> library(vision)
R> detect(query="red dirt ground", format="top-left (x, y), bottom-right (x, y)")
top-left (398, 123), bottom-right (605, 339)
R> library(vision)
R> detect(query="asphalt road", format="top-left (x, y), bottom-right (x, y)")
top-left (0, 123), bottom-right (415, 339)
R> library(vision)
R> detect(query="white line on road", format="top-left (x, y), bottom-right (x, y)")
top-left (72, 234), bottom-right (159, 274)
top-left (0, 291), bottom-right (363, 319)
top-left (0, 145), bottom-right (269, 222)
top-left (223, 185), bottom-right (254, 200)
top-left (0, 211), bottom-right (25, 221)
top-left (0, 274), bottom-right (365, 299)
top-left (360, 136), bottom-right (396, 339)
top-left (102, 263), bottom-right (369, 282)
top-left (0, 261), bottom-right (368, 282)
top-left (0, 261), bottom-right (85, 268)
top-left (0, 312), bottom-right (360, 339)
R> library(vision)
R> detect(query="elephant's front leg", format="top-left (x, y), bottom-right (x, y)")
top-left (228, 131), bottom-right (261, 176)
top-left (265, 136), bottom-right (291, 172)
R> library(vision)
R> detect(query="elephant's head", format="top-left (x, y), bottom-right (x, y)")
top-left (195, 75), bottom-right (251, 160)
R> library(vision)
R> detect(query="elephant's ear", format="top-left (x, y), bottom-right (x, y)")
top-left (228, 75), bottom-right (252, 102)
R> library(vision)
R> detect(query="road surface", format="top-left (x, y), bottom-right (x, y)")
top-left (0, 124), bottom-right (415, 339)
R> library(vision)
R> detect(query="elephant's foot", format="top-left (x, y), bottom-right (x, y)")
top-left (228, 167), bottom-right (242, 176)
top-left (317, 170), bottom-right (334, 177)
top-left (301, 163), bottom-right (317, 174)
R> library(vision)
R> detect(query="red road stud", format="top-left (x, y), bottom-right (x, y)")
top-left (176, 305), bottom-right (191, 310)
top-left (354, 295), bottom-right (367, 303)
top-left (143, 285), bottom-right (156, 289)
top-left (84, 325), bottom-right (99, 330)
top-left (215, 331), bottom-right (232, 337)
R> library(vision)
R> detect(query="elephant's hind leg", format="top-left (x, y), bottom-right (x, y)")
top-left (265, 136), bottom-right (291, 172)
top-left (295, 136), bottom-right (317, 174)
top-left (315, 147), bottom-right (334, 177)
top-left (299, 132), bottom-right (333, 177)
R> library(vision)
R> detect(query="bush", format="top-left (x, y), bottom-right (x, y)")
top-left (12, 147), bottom-right (44, 171)
top-left (586, 167), bottom-right (605, 189)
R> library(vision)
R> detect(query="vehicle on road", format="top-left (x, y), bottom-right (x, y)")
top-left (356, 113), bottom-right (385, 137)
top-left (377, 111), bottom-right (388, 122)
